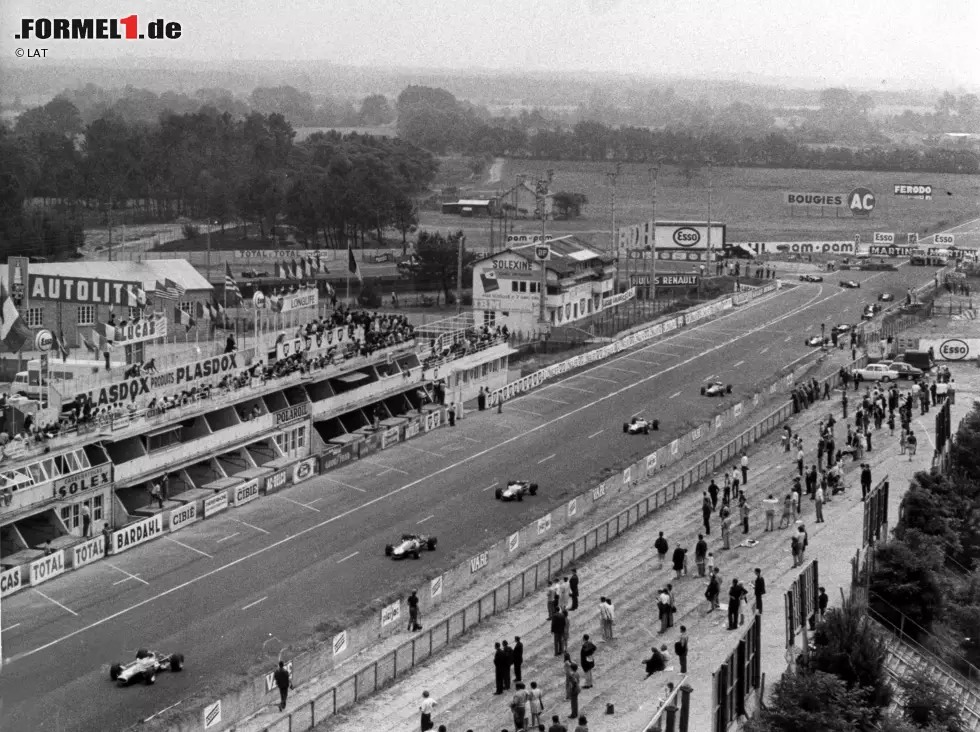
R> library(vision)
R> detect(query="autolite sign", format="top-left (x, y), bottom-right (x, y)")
top-left (29, 275), bottom-right (143, 306)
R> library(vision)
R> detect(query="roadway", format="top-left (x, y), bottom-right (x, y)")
top-left (0, 263), bottom-right (953, 731)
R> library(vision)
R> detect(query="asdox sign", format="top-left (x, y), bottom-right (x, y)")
top-left (1, 566), bottom-right (22, 597)
top-left (112, 514), bottom-right (165, 554)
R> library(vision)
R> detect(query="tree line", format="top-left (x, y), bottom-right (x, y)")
top-left (0, 98), bottom-right (436, 259)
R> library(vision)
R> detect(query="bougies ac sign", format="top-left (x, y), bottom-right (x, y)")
top-left (29, 275), bottom-right (143, 306)
top-left (75, 353), bottom-right (242, 408)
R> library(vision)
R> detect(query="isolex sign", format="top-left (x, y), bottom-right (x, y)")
top-left (16, 16), bottom-right (182, 40)
top-left (29, 275), bottom-right (143, 306)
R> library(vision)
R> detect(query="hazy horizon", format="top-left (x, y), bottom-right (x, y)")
top-left (2, 0), bottom-right (977, 92)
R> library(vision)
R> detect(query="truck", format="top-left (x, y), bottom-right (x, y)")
top-left (8, 358), bottom-right (124, 402)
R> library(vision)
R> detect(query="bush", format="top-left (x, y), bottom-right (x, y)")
top-left (743, 670), bottom-right (874, 732)
top-left (900, 670), bottom-right (967, 732)
top-left (869, 540), bottom-right (945, 639)
top-left (182, 223), bottom-right (200, 240)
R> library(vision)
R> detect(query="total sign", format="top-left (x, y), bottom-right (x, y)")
top-left (29, 550), bottom-right (66, 587)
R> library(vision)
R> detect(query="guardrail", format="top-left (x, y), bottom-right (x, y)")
top-left (640, 677), bottom-right (691, 732)
top-left (173, 349), bottom-right (854, 732)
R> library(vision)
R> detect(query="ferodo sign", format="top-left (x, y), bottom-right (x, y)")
top-left (76, 353), bottom-right (241, 408)
top-left (112, 514), bottom-right (164, 554)
top-left (894, 184), bottom-right (933, 200)
top-left (1, 566), bottom-right (23, 597)
top-left (920, 338), bottom-right (980, 361)
top-left (53, 465), bottom-right (113, 499)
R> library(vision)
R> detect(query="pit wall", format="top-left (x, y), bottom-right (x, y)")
top-left (167, 359), bottom-right (855, 732)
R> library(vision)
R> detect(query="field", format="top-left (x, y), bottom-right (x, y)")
top-left (427, 160), bottom-right (980, 252)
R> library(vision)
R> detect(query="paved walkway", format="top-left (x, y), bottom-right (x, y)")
top-left (301, 365), bottom-right (980, 732)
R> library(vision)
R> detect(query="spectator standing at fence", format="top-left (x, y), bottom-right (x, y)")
top-left (721, 511), bottom-right (732, 550)
top-left (779, 493), bottom-right (793, 529)
top-left (601, 597), bottom-right (615, 640)
top-left (494, 642), bottom-right (508, 694)
top-left (419, 690), bottom-right (437, 732)
top-left (727, 579), bottom-right (744, 630)
top-left (705, 570), bottom-right (720, 613)
top-left (567, 661), bottom-right (581, 719)
top-left (740, 498), bottom-right (751, 535)
top-left (559, 577), bottom-right (570, 612)
top-left (569, 569), bottom-right (579, 611)
top-left (740, 451), bottom-right (749, 484)
top-left (502, 640), bottom-right (514, 690)
top-left (675, 626), bottom-right (689, 673)
top-left (148, 480), bottom-right (164, 509)
top-left (695, 534), bottom-right (708, 576)
top-left (818, 587), bottom-right (829, 619)
top-left (815, 483), bottom-right (825, 523)
top-left (512, 636), bottom-right (524, 683)
top-left (658, 587), bottom-right (672, 633)
top-left (654, 532), bottom-right (668, 569)
top-left (408, 590), bottom-right (422, 631)
top-left (702, 492), bottom-right (713, 534)
top-left (763, 494), bottom-right (778, 531)
top-left (80, 503), bottom-right (91, 538)
top-left (753, 568), bottom-right (766, 614)
top-left (708, 476), bottom-right (719, 509)
top-left (722, 471), bottom-right (731, 504)
top-left (798, 524), bottom-right (809, 562)
top-left (861, 464), bottom-right (872, 500)
top-left (552, 609), bottom-right (567, 656)
top-left (273, 660), bottom-right (293, 712)
top-left (672, 546), bottom-right (686, 580)
top-left (907, 431), bottom-right (918, 460)
top-left (548, 580), bottom-right (559, 620)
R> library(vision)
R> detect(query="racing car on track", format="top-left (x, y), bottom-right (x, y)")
top-left (385, 533), bottom-right (438, 559)
top-left (804, 335), bottom-right (827, 347)
top-left (700, 381), bottom-right (733, 397)
top-left (831, 324), bottom-right (852, 335)
top-left (496, 480), bottom-right (539, 501)
top-left (110, 649), bottom-right (185, 686)
top-left (862, 303), bottom-right (882, 320)
top-left (623, 416), bottom-right (659, 434)
top-left (839, 280), bottom-right (861, 289)
top-left (878, 292), bottom-right (895, 302)
top-left (799, 273), bottom-right (824, 282)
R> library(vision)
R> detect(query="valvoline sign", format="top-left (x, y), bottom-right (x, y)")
top-left (672, 227), bottom-right (701, 248)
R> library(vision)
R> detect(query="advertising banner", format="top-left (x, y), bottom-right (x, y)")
top-left (292, 457), bottom-right (316, 484)
top-left (654, 274), bottom-right (700, 287)
top-left (381, 425), bottom-right (402, 449)
top-left (274, 403), bottom-right (310, 427)
top-left (203, 491), bottom-right (229, 517)
top-left (873, 232), bottom-right (896, 245)
top-left (29, 550), bottom-right (66, 586)
top-left (8, 256), bottom-right (29, 308)
top-left (278, 288), bottom-right (319, 314)
top-left (381, 600), bottom-right (401, 628)
top-left (359, 431), bottom-right (383, 458)
top-left (505, 234), bottom-right (559, 245)
top-left (53, 465), bottom-right (113, 499)
top-left (274, 326), bottom-right (363, 360)
top-left (934, 233), bottom-right (955, 246)
top-left (234, 249), bottom-right (321, 259)
top-left (602, 288), bottom-right (636, 309)
top-left (404, 416), bottom-right (422, 440)
top-left (736, 241), bottom-right (855, 255)
top-left (423, 410), bottom-right (443, 432)
top-left (619, 221), bottom-right (726, 254)
top-left (263, 662), bottom-right (293, 693)
top-left (869, 245), bottom-right (916, 257)
top-left (203, 701), bottom-right (222, 730)
top-left (333, 631), bottom-right (348, 656)
top-left (76, 352), bottom-right (244, 409)
top-left (893, 184), bottom-right (933, 200)
top-left (321, 442), bottom-right (358, 472)
top-left (169, 503), bottom-right (199, 533)
top-left (233, 479), bottom-right (260, 505)
top-left (0, 566), bottom-right (22, 598)
top-left (919, 338), bottom-right (980, 361)
top-left (29, 275), bottom-right (143, 306)
top-left (72, 536), bottom-right (106, 569)
top-left (265, 469), bottom-right (289, 494)
top-left (783, 192), bottom-right (844, 206)
top-left (110, 316), bottom-right (169, 346)
top-left (111, 514), bottom-right (165, 554)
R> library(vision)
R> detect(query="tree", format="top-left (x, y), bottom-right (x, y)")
top-left (957, 94), bottom-right (979, 120)
top-left (936, 92), bottom-right (957, 117)
top-left (869, 540), bottom-right (944, 638)
top-left (743, 670), bottom-right (874, 732)
top-left (359, 94), bottom-right (394, 126)
top-left (552, 191), bottom-right (588, 219)
top-left (900, 670), bottom-right (968, 732)
top-left (820, 88), bottom-right (856, 117)
top-left (414, 229), bottom-right (476, 304)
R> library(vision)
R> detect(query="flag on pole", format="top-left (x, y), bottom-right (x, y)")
top-left (225, 263), bottom-right (242, 303)
top-left (348, 245), bottom-right (362, 282)
top-left (96, 321), bottom-right (116, 344)
top-left (306, 255), bottom-right (317, 276)
top-left (295, 258), bottom-right (305, 280)
top-left (165, 278), bottom-right (185, 298)
top-left (315, 251), bottom-right (327, 274)
top-left (196, 301), bottom-right (210, 321)
top-left (276, 262), bottom-right (288, 280)
top-left (324, 281), bottom-right (335, 296)
top-left (55, 329), bottom-right (71, 361)
top-left (0, 286), bottom-right (32, 352)
top-left (154, 280), bottom-right (178, 300)
top-left (213, 298), bottom-right (225, 318)
top-left (174, 306), bottom-right (195, 332)
top-left (289, 259), bottom-right (299, 280)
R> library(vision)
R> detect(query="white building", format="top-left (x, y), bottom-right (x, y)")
top-left (471, 237), bottom-right (617, 336)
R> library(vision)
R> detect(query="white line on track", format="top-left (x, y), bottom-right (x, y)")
top-left (242, 597), bottom-right (267, 611)
top-left (588, 429), bottom-right (604, 439)
top-left (217, 533), bottom-right (241, 543)
top-left (657, 342), bottom-right (699, 349)
top-left (337, 551), bottom-right (359, 563)
top-left (402, 444), bottom-right (445, 457)
top-left (307, 497), bottom-right (323, 505)
top-left (277, 495), bottom-right (322, 512)
top-left (507, 406), bottom-right (543, 416)
top-left (6, 623), bottom-right (20, 630)
top-left (538, 454), bottom-right (556, 464)
top-left (578, 375), bottom-right (617, 383)
top-left (784, 335), bottom-right (792, 342)
top-left (164, 536), bottom-right (213, 558)
top-left (669, 391), bottom-right (682, 399)
top-left (360, 460), bottom-right (408, 475)
top-left (320, 476), bottom-right (366, 493)
top-left (106, 563), bottom-right (150, 585)
top-left (417, 515), bottom-right (434, 524)
top-left (460, 436), bottom-right (480, 443)
top-left (483, 482), bottom-right (499, 492)
top-left (705, 374), bottom-right (717, 381)
top-left (603, 366), bottom-right (640, 374)
top-left (733, 360), bottom-right (745, 367)
top-left (621, 356), bottom-right (657, 364)
top-left (521, 394), bottom-right (568, 404)
top-left (12, 277), bottom-right (905, 664)
top-left (33, 589), bottom-right (77, 616)
top-left (915, 419), bottom-right (936, 449)
top-left (759, 347), bottom-right (770, 354)
top-left (547, 384), bottom-right (593, 393)
top-left (232, 518), bottom-right (270, 534)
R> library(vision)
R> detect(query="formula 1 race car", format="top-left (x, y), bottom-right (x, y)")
top-left (110, 649), bottom-right (185, 686)
top-left (496, 480), bottom-right (539, 502)
top-left (804, 335), bottom-right (826, 347)
top-left (878, 292), bottom-right (895, 302)
top-left (700, 381), bottom-right (733, 397)
top-left (831, 323), bottom-right (852, 335)
top-left (385, 533), bottom-right (438, 559)
top-left (623, 416), bottom-right (659, 434)
top-left (839, 280), bottom-right (861, 289)
top-left (862, 303), bottom-right (882, 320)
top-left (799, 273), bottom-right (824, 282)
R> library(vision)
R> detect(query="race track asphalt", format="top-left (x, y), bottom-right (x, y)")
top-left (0, 263), bottom-right (950, 732)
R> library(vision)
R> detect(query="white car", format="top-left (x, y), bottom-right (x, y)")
top-left (385, 533), bottom-right (438, 559)
top-left (495, 480), bottom-right (539, 501)
top-left (110, 649), bottom-right (184, 686)
top-left (623, 417), bottom-right (659, 434)
top-left (854, 363), bottom-right (900, 382)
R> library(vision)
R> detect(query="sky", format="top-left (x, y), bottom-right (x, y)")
top-left (1, 0), bottom-right (978, 89)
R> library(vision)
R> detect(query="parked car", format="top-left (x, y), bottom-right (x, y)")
top-left (854, 363), bottom-right (900, 382)
top-left (877, 362), bottom-right (924, 381)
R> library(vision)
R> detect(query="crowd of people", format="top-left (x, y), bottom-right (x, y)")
top-left (423, 324), bottom-right (509, 370)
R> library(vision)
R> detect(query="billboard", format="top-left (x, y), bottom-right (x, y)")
top-left (29, 275), bottom-right (143, 306)
top-left (736, 241), bottom-right (855, 255)
top-left (783, 192), bottom-right (844, 207)
top-left (8, 256), bottom-right (29, 308)
top-left (654, 274), bottom-right (700, 287)
top-left (894, 184), bottom-right (933, 200)
top-left (617, 221), bottom-right (726, 254)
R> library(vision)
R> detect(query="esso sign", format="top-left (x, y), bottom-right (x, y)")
top-left (873, 232), bottom-right (895, 244)
top-left (252, 291), bottom-right (266, 309)
top-left (940, 339), bottom-right (970, 360)
top-left (35, 329), bottom-right (53, 351)
top-left (935, 233), bottom-right (955, 246)
top-left (672, 227), bottom-right (701, 247)
top-left (848, 187), bottom-right (876, 216)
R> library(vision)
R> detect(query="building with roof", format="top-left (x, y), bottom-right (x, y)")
top-left (470, 237), bottom-right (617, 336)
top-left (441, 199), bottom-right (498, 217)
top-left (0, 258), bottom-right (214, 369)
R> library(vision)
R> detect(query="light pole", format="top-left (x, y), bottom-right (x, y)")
top-left (456, 233), bottom-right (465, 315)
top-left (649, 163), bottom-right (661, 308)
top-left (536, 170), bottom-right (553, 328)
top-left (705, 158), bottom-right (714, 273)
top-left (606, 163), bottom-right (622, 292)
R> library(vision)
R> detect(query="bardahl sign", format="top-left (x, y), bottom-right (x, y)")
top-left (29, 275), bottom-right (143, 306)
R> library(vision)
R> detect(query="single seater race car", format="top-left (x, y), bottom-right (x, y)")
top-left (878, 292), bottom-right (895, 302)
top-left (804, 335), bottom-right (827, 347)
top-left (700, 381), bottom-right (733, 397)
top-left (799, 273), bottom-right (824, 282)
top-left (496, 480), bottom-right (539, 502)
top-left (831, 323), bottom-right (852, 335)
top-left (385, 533), bottom-right (437, 559)
top-left (623, 416), bottom-right (659, 434)
top-left (110, 649), bottom-right (185, 686)
top-left (839, 280), bottom-right (861, 289)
